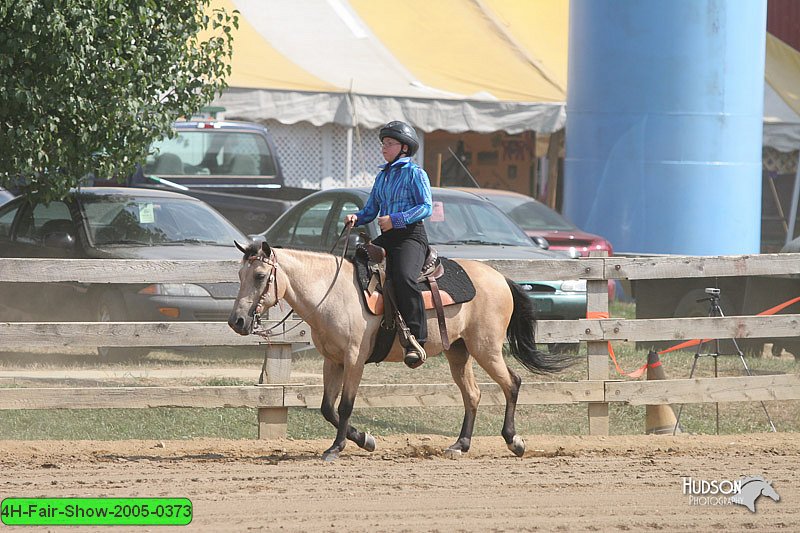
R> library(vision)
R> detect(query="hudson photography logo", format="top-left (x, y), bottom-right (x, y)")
top-left (682, 476), bottom-right (781, 512)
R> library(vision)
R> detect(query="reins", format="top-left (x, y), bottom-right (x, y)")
top-left (250, 223), bottom-right (354, 338)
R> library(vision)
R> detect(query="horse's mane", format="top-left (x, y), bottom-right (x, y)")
top-left (276, 247), bottom-right (351, 264)
top-left (240, 243), bottom-right (348, 265)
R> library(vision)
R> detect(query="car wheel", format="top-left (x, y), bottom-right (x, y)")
top-left (96, 290), bottom-right (148, 362)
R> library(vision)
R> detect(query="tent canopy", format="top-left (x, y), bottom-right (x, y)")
top-left (211, 0), bottom-right (568, 134)
top-left (764, 33), bottom-right (800, 152)
top-left (212, 1), bottom-right (800, 147)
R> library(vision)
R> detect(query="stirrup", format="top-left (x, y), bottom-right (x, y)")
top-left (403, 336), bottom-right (427, 369)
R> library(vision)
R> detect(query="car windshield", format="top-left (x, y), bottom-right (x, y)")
top-left (425, 196), bottom-right (534, 246)
top-left (80, 196), bottom-right (245, 246)
top-left (487, 195), bottom-right (575, 232)
top-left (144, 130), bottom-right (276, 177)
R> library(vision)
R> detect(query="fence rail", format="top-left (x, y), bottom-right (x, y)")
top-left (1, 254), bottom-right (799, 438)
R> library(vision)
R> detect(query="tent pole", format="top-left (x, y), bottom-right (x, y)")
top-left (786, 151), bottom-right (800, 246)
top-left (345, 127), bottom-right (353, 188)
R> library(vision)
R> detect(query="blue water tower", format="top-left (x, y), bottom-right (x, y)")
top-left (564, 1), bottom-right (767, 254)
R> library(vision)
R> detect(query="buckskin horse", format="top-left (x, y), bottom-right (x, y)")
top-left (228, 241), bottom-right (574, 461)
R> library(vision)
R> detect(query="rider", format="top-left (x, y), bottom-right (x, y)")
top-left (344, 121), bottom-right (433, 368)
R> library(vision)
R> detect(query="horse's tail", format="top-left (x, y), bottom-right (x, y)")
top-left (505, 278), bottom-right (577, 374)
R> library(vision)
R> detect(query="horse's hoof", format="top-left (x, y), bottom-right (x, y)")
top-left (322, 449), bottom-right (340, 462)
top-left (507, 435), bottom-right (525, 457)
top-left (361, 433), bottom-right (376, 452)
top-left (443, 448), bottom-right (462, 460)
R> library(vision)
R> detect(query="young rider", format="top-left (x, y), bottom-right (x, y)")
top-left (344, 121), bottom-right (433, 368)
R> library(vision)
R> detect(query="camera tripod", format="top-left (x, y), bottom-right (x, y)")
top-left (673, 288), bottom-right (777, 435)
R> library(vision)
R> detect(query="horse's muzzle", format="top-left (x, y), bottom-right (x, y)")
top-left (228, 313), bottom-right (253, 336)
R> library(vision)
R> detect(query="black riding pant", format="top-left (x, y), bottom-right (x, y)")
top-left (373, 222), bottom-right (428, 345)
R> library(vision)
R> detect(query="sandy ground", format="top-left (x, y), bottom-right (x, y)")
top-left (0, 433), bottom-right (797, 532)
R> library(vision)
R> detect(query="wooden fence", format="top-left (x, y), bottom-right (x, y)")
top-left (1, 254), bottom-right (799, 438)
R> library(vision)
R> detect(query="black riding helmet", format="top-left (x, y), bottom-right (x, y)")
top-left (379, 121), bottom-right (419, 156)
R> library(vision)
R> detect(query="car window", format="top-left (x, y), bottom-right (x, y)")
top-left (426, 196), bottom-right (533, 246)
top-left (287, 199), bottom-right (335, 248)
top-left (0, 201), bottom-right (20, 239)
top-left (334, 201), bottom-right (360, 238)
top-left (81, 196), bottom-right (245, 245)
top-left (329, 200), bottom-right (362, 254)
top-left (14, 201), bottom-right (73, 245)
top-left (144, 131), bottom-right (276, 177)
top-left (489, 196), bottom-right (575, 231)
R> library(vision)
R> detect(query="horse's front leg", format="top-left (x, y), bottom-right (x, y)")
top-left (320, 358), bottom-right (375, 461)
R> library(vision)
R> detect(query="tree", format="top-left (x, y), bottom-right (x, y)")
top-left (0, 0), bottom-right (237, 203)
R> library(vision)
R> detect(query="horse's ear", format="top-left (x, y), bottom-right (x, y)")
top-left (261, 241), bottom-right (272, 256)
top-left (234, 240), bottom-right (248, 255)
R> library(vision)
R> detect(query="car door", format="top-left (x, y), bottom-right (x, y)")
top-left (1, 199), bottom-right (86, 320)
top-left (0, 199), bottom-right (30, 319)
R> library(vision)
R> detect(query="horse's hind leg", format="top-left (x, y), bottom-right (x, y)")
top-left (472, 345), bottom-right (526, 457)
top-left (320, 358), bottom-right (375, 460)
top-left (443, 340), bottom-right (481, 457)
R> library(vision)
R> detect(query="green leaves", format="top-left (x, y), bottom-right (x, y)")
top-left (0, 0), bottom-right (237, 204)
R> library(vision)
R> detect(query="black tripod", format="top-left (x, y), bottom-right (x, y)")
top-left (673, 288), bottom-right (777, 435)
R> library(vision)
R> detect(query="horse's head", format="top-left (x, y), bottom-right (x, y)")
top-left (228, 240), bottom-right (286, 335)
top-left (760, 480), bottom-right (781, 502)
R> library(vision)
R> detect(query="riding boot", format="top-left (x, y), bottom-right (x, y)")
top-left (403, 335), bottom-right (427, 369)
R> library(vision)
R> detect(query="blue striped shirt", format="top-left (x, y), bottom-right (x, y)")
top-left (355, 157), bottom-right (433, 229)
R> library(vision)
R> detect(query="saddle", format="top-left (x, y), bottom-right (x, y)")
top-left (354, 242), bottom-right (476, 364)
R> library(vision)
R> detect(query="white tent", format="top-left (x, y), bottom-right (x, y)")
top-left (764, 33), bottom-right (800, 152)
top-left (210, 0), bottom-right (568, 134)
top-left (209, 1), bottom-right (800, 207)
top-left (763, 34), bottom-right (800, 243)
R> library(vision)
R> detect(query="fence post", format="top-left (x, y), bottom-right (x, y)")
top-left (257, 343), bottom-right (292, 439)
top-left (586, 252), bottom-right (609, 435)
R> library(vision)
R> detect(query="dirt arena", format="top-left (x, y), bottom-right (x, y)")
top-left (1, 432), bottom-right (796, 532)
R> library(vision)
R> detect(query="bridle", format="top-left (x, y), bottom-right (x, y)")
top-left (246, 248), bottom-right (286, 338)
top-left (248, 223), bottom-right (355, 338)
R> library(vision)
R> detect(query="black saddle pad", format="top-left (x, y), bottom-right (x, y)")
top-left (354, 255), bottom-right (476, 304)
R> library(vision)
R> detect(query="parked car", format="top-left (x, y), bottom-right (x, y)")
top-left (0, 187), bottom-right (247, 360)
top-left (119, 119), bottom-right (315, 235)
top-left (460, 188), bottom-right (616, 299)
top-left (457, 188), bottom-right (613, 256)
top-left (255, 187), bottom-right (587, 324)
top-left (135, 119), bottom-right (285, 187)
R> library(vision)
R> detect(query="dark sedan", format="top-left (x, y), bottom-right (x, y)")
top-left (254, 187), bottom-right (587, 322)
top-left (0, 187), bottom-right (247, 359)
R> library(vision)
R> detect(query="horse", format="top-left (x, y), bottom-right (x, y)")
top-left (228, 241), bottom-right (575, 461)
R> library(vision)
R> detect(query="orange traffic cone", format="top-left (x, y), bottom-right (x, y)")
top-left (645, 350), bottom-right (681, 435)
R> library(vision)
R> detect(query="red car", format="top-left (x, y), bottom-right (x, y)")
top-left (458, 188), bottom-right (616, 299)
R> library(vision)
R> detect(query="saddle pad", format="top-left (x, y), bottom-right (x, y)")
top-left (354, 256), bottom-right (476, 315)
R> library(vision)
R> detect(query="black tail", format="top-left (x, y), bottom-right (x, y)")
top-left (505, 279), bottom-right (577, 374)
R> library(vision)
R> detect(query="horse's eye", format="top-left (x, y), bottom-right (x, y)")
top-left (255, 273), bottom-right (267, 282)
